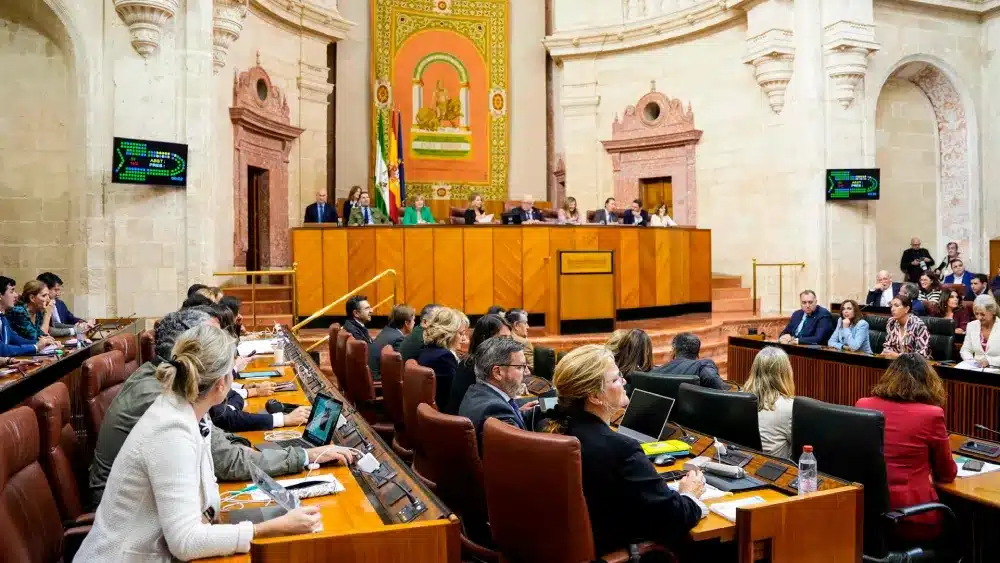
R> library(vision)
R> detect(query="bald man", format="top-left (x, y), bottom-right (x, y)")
top-left (866, 270), bottom-right (902, 308)
top-left (304, 189), bottom-right (339, 224)
top-left (516, 194), bottom-right (544, 224)
top-left (900, 237), bottom-right (934, 283)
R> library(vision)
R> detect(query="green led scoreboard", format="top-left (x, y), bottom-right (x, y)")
top-left (826, 168), bottom-right (879, 201)
top-left (112, 137), bottom-right (188, 187)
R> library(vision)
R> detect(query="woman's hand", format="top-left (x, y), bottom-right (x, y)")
top-left (841, 318), bottom-right (851, 329)
top-left (978, 358), bottom-right (990, 368)
top-left (882, 350), bottom-right (900, 359)
top-left (234, 356), bottom-right (252, 373)
top-left (677, 469), bottom-right (706, 499)
top-left (260, 506), bottom-right (322, 537)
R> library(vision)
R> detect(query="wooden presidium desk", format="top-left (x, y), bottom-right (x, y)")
top-left (291, 225), bottom-right (712, 330)
top-left (199, 328), bottom-right (458, 563)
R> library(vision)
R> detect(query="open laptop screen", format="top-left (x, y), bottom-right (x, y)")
top-left (248, 462), bottom-right (299, 512)
top-left (302, 393), bottom-right (344, 446)
top-left (620, 389), bottom-right (674, 442)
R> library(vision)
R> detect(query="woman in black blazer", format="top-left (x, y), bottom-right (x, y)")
top-left (416, 307), bottom-right (470, 409)
top-left (464, 193), bottom-right (489, 225)
top-left (545, 345), bottom-right (707, 555)
top-left (342, 185), bottom-right (362, 223)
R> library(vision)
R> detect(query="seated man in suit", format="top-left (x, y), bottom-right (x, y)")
top-left (622, 199), bottom-right (649, 227)
top-left (779, 289), bottom-right (835, 345)
top-left (592, 197), bottom-right (619, 225)
top-left (515, 194), bottom-right (544, 224)
top-left (654, 332), bottom-right (727, 389)
top-left (866, 270), bottom-right (902, 308)
top-left (303, 189), bottom-right (338, 224)
top-left (458, 336), bottom-right (536, 452)
top-left (36, 272), bottom-right (93, 335)
top-left (348, 191), bottom-right (391, 226)
top-left (369, 304), bottom-right (414, 379)
top-left (343, 295), bottom-right (374, 344)
top-left (399, 303), bottom-right (439, 363)
top-left (967, 273), bottom-right (990, 301)
top-left (899, 283), bottom-right (927, 316)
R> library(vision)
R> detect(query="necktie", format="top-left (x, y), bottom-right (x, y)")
top-left (364, 208), bottom-right (371, 224)
top-left (507, 399), bottom-right (525, 428)
top-left (318, 204), bottom-right (324, 221)
top-left (795, 314), bottom-right (808, 337)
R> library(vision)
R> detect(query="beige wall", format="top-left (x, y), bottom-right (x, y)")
top-left (874, 78), bottom-right (938, 280)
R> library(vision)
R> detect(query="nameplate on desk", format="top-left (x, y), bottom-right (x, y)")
top-left (559, 251), bottom-right (613, 275)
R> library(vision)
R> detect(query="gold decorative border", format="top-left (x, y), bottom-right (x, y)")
top-left (371, 0), bottom-right (509, 200)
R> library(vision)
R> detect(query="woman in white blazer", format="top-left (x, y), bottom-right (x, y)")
top-left (76, 325), bottom-right (320, 562)
top-left (960, 294), bottom-right (1000, 368)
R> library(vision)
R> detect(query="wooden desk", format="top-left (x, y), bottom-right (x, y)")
top-left (199, 329), bottom-right (458, 562)
top-left (727, 337), bottom-right (1000, 435)
top-left (290, 225), bottom-right (712, 327)
top-left (932, 434), bottom-right (1000, 563)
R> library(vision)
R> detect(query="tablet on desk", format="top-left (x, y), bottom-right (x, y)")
top-left (238, 370), bottom-right (282, 379)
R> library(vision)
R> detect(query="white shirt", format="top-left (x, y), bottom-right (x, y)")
top-left (230, 383), bottom-right (283, 426)
top-left (757, 396), bottom-right (794, 459)
top-left (650, 214), bottom-right (677, 227)
top-left (879, 286), bottom-right (894, 307)
top-left (76, 394), bottom-right (254, 562)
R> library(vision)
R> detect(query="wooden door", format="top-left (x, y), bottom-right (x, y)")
top-left (640, 177), bottom-right (673, 215)
top-left (247, 166), bottom-right (271, 272)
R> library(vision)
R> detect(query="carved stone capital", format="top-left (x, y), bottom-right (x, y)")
top-left (213, 0), bottom-right (249, 74)
top-left (823, 21), bottom-right (879, 109)
top-left (113, 0), bottom-right (179, 57)
top-left (744, 30), bottom-right (794, 114)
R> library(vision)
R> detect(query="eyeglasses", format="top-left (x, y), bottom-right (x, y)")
top-left (500, 363), bottom-right (530, 372)
top-left (607, 372), bottom-right (625, 385)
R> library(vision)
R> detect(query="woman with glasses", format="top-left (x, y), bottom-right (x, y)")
top-left (543, 345), bottom-right (707, 555)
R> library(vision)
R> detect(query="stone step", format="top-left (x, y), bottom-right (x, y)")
top-left (712, 287), bottom-right (751, 300)
top-left (242, 300), bottom-right (293, 316)
top-left (711, 275), bottom-right (743, 289)
top-left (222, 285), bottom-right (293, 302)
top-left (712, 297), bottom-right (760, 313)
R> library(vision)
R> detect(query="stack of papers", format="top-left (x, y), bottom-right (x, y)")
top-left (667, 481), bottom-right (730, 501)
top-left (708, 495), bottom-right (766, 522)
top-left (954, 360), bottom-right (1000, 373)
top-left (237, 339), bottom-right (276, 356)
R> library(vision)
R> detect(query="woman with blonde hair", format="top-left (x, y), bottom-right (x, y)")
top-left (75, 324), bottom-right (320, 562)
top-left (417, 307), bottom-right (471, 408)
top-left (604, 329), bottom-right (653, 378)
top-left (557, 196), bottom-right (582, 225)
top-left (545, 345), bottom-right (706, 554)
top-left (743, 346), bottom-right (796, 458)
top-left (196, 286), bottom-right (224, 303)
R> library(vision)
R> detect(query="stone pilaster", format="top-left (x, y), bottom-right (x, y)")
top-left (559, 58), bottom-right (603, 211)
top-left (742, 0), bottom-right (795, 115)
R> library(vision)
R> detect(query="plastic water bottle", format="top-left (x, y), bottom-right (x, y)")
top-left (797, 445), bottom-right (818, 495)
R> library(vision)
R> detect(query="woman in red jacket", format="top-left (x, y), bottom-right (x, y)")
top-left (856, 353), bottom-right (957, 542)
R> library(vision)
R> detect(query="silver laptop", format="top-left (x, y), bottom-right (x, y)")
top-left (227, 462), bottom-right (300, 524)
top-left (618, 389), bottom-right (675, 444)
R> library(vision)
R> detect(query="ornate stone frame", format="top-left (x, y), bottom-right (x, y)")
top-left (230, 63), bottom-right (303, 268)
top-left (601, 89), bottom-right (702, 224)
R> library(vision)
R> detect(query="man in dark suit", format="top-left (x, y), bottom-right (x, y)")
top-left (343, 295), bottom-right (374, 344)
top-left (592, 197), bottom-right (619, 224)
top-left (622, 199), bottom-right (650, 227)
top-left (779, 289), bottom-right (835, 345)
top-left (514, 195), bottom-right (544, 223)
top-left (37, 272), bottom-right (90, 330)
top-left (967, 274), bottom-right (990, 301)
top-left (898, 283), bottom-right (927, 316)
top-left (654, 332), bottom-right (727, 389)
top-left (900, 237), bottom-right (934, 283)
top-left (369, 304), bottom-right (414, 379)
top-left (303, 189), bottom-right (338, 224)
top-left (399, 303), bottom-right (439, 363)
top-left (458, 336), bottom-right (536, 452)
top-left (866, 270), bottom-right (901, 309)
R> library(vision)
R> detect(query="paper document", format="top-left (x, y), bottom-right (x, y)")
top-left (954, 455), bottom-right (1000, 478)
top-left (237, 339), bottom-right (276, 356)
top-left (668, 481), bottom-right (730, 501)
top-left (708, 496), bottom-right (766, 522)
top-left (954, 360), bottom-right (1000, 373)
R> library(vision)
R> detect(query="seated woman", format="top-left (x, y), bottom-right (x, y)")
top-left (545, 345), bottom-right (707, 554)
top-left (960, 294), bottom-right (1000, 368)
top-left (828, 299), bottom-right (872, 353)
top-left (604, 328), bottom-right (653, 379)
top-left (401, 194), bottom-right (437, 225)
top-left (417, 307), bottom-right (470, 409)
top-left (557, 196), bottom-right (582, 225)
top-left (445, 313), bottom-right (511, 414)
top-left (6, 280), bottom-right (67, 340)
top-left (743, 347), bottom-right (795, 459)
top-left (882, 295), bottom-right (931, 359)
top-left (917, 271), bottom-right (943, 304)
top-left (196, 286), bottom-right (224, 304)
top-left (937, 289), bottom-right (970, 335)
top-left (75, 324), bottom-right (321, 562)
top-left (464, 193), bottom-right (491, 225)
top-left (649, 203), bottom-right (678, 227)
top-left (856, 354), bottom-right (957, 542)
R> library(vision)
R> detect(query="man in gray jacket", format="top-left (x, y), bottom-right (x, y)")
top-left (653, 332), bottom-right (728, 390)
top-left (89, 308), bottom-right (355, 505)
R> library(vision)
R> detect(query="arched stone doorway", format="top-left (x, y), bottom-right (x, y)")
top-left (872, 57), bottom-right (978, 274)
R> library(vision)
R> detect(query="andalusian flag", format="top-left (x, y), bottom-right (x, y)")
top-left (374, 111), bottom-right (391, 219)
top-left (386, 110), bottom-right (403, 223)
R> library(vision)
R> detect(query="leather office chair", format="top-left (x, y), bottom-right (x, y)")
top-left (334, 329), bottom-right (351, 393)
top-left (105, 333), bottom-right (140, 377)
top-left (674, 383), bottom-right (762, 450)
top-left (0, 406), bottom-right (91, 563)
top-left (792, 397), bottom-right (958, 561)
top-left (402, 359), bottom-right (438, 487)
top-left (345, 339), bottom-right (394, 443)
top-left (416, 404), bottom-right (498, 562)
top-left (922, 317), bottom-right (955, 361)
top-left (533, 345), bottom-right (557, 381)
top-left (628, 371), bottom-right (699, 401)
top-left (866, 314), bottom-right (889, 354)
top-left (138, 329), bottom-right (155, 366)
top-left (481, 419), bottom-right (669, 563)
top-left (451, 206), bottom-right (469, 225)
top-left (81, 350), bottom-right (127, 450)
top-left (380, 346), bottom-right (411, 460)
top-left (28, 382), bottom-right (90, 522)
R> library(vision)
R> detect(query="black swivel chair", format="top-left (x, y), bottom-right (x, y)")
top-left (866, 314), bottom-right (889, 354)
top-left (533, 345), bottom-right (557, 382)
top-left (792, 397), bottom-right (959, 562)
top-left (627, 371), bottom-right (699, 401)
top-left (922, 317), bottom-right (955, 362)
top-left (674, 383), bottom-right (762, 450)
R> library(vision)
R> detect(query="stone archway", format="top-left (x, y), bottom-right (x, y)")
top-left (230, 62), bottom-right (304, 268)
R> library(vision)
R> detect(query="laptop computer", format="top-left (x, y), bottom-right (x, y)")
top-left (618, 389), bottom-right (675, 444)
top-left (269, 392), bottom-right (343, 449)
top-left (227, 462), bottom-right (300, 524)
top-left (501, 212), bottom-right (522, 225)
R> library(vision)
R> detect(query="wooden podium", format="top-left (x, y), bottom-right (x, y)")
top-left (556, 250), bottom-right (615, 334)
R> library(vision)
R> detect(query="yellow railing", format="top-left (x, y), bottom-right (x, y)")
top-left (751, 259), bottom-right (806, 315)
top-left (213, 265), bottom-right (298, 330)
top-left (292, 269), bottom-right (398, 352)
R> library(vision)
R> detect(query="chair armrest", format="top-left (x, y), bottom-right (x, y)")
top-left (601, 542), bottom-right (670, 563)
top-left (884, 502), bottom-right (955, 524)
top-left (64, 512), bottom-right (95, 528)
top-left (63, 525), bottom-right (91, 562)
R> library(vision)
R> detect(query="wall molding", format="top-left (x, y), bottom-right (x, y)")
top-left (113, 0), bottom-right (179, 58)
top-left (213, 0), bottom-right (249, 74)
top-left (250, 0), bottom-right (354, 42)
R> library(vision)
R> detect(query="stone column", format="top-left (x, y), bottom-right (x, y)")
top-left (559, 57), bottom-right (602, 211)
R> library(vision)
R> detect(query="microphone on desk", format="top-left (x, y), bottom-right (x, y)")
top-left (975, 424), bottom-right (1000, 437)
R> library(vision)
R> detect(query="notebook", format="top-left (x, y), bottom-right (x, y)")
top-left (708, 495), bottom-right (766, 522)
